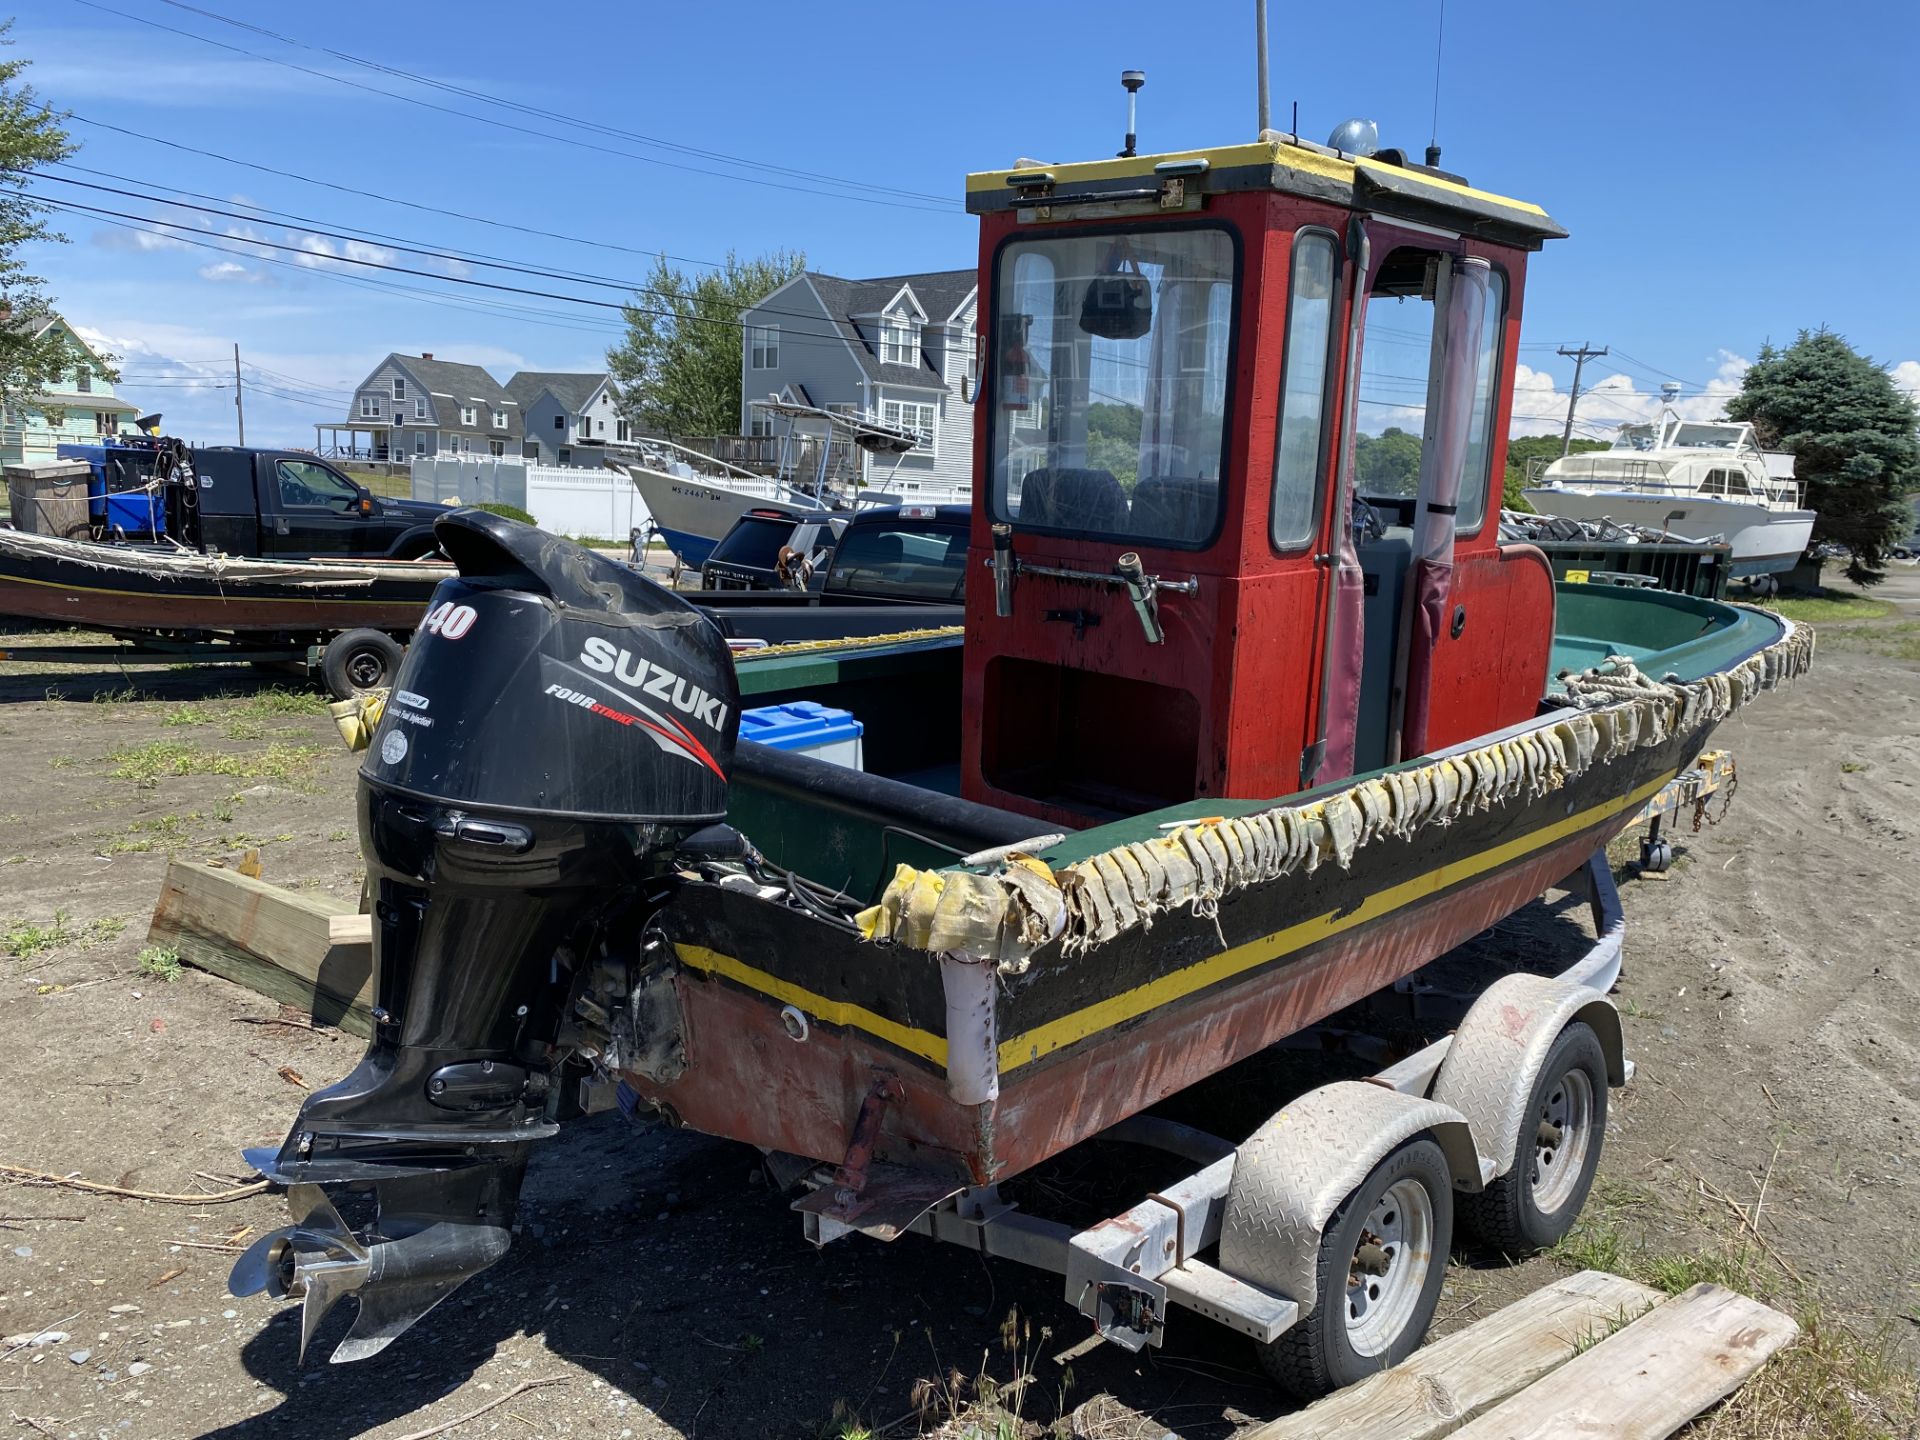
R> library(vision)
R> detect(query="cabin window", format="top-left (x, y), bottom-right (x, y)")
top-left (1271, 230), bottom-right (1338, 548)
top-left (1457, 267), bottom-right (1507, 533)
top-left (750, 325), bottom-right (779, 369)
top-left (989, 224), bottom-right (1237, 549)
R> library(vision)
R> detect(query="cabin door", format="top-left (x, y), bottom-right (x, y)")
top-left (1332, 231), bottom-right (1500, 772)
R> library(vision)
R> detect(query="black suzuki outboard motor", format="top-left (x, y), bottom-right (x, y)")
top-left (231, 510), bottom-right (738, 1362)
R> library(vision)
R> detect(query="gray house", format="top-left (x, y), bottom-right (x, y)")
top-left (737, 269), bottom-right (977, 496)
top-left (320, 353), bottom-right (521, 462)
top-left (504, 372), bottom-right (625, 466)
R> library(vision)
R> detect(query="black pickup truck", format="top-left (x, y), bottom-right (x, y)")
top-left (688, 504), bottom-right (968, 644)
top-left (62, 438), bottom-right (448, 560)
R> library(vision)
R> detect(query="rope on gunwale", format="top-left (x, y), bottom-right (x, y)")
top-left (859, 613), bottom-right (1816, 968)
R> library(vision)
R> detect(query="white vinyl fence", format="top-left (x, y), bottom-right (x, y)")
top-left (409, 457), bottom-right (652, 542)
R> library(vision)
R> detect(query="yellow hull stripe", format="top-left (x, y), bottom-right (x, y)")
top-left (0, 570), bottom-right (427, 609)
top-left (675, 942), bottom-right (950, 1068)
top-left (676, 769), bottom-right (1675, 1080)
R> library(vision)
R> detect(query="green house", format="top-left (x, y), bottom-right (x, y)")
top-left (1, 316), bottom-right (141, 467)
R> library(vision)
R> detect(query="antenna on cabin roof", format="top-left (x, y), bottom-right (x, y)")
top-left (1256, 0), bottom-right (1271, 135)
top-left (1427, 0), bottom-right (1446, 167)
top-left (1661, 381), bottom-right (1683, 411)
top-left (1118, 70), bottom-right (1145, 158)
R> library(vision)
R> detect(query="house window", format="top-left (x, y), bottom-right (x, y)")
top-left (553, 414), bottom-right (566, 431)
top-left (881, 399), bottom-right (936, 454)
top-left (880, 315), bottom-right (920, 367)
top-left (748, 414), bottom-right (773, 439)
top-left (460, 406), bottom-right (477, 426)
top-left (616, 417), bottom-right (631, 442)
top-left (95, 411), bottom-right (113, 434)
top-left (392, 377), bottom-right (406, 400)
top-left (359, 395), bottom-right (381, 418)
top-left (489, 439), bottom-right (505, 457)
top-left (414, 431), bottom-right (428, 455)
top-left (492, 410), bottom-right (507, 429)
top-left (414, 397), bottom-right (426, 419)
top-left (75, 366), bottom-right (92, 394)
top-left (750, 325), bottom-right (779, 369)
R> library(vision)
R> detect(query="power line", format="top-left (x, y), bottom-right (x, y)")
top-left (66, 0), bottom-right (952, 214)
top-left (154, 0), bottom-right (952, 207)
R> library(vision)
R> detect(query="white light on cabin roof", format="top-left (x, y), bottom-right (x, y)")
top-left (1326, 118), bottom-right (1380, 157)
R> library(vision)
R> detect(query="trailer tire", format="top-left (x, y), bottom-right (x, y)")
top-left (321, 628), bottom-right (404, 699)
top-left (1458, 1021), bottom-right (1607, 1255)
top-left (1246, 1137), bottom-right (1453, 1398)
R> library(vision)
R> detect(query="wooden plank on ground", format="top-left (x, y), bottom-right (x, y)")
top-left (146, 859), bottom-right (373, 1036)
top-left (1250, 1270), bottom-right (1664, 1440)
top-left (327, 912), bottom-right (374, 946)
top-left (1451, 1281), bottom-right (1798, 1440)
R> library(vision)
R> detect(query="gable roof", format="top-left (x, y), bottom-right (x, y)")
top-left (785, 269), bottom-right (976, 391)
top-left (505, 370), bottom-right (610, 413)
top-left (347, 353), bottom-right (521, 434)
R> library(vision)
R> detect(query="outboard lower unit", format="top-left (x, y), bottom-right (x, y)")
top-left (230, 510), bottom-right (739, 1362)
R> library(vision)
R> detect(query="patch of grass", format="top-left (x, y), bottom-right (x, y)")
top-left (326, 829), bottom-right (351, 843)
top-left (1642, 1243), bottom-right (1756, 1296)
top-left (1550, 1214), bottom-right (1631, 1276)
top-left (231, 688), bottom-right (328, 718)
top-left (1819, 620), bottom-right (1920, 663)
top-left (161, 704), bottom-right (212, 727)
top-left (106, 739), bottom-right (327, 789)
top-left (213, 795), bottom-right (238, 823)
top-left (3, 854), bottom-right (23, 865)
top-left (48, 754), bottom-right (77, 769)
top-left (89, 684), bottom-right (147, 704)
top-left (220, 717), bottom-right (271, 741)
top-left (102, 813), bottom-right (197, 855)
top-left (1767, 593), bottom-right (1892, 624)
top-left (1840, 760), bottom-right (1869, 774)
top-left (136, 944), bottom-right (182, 982)
top-left (3, 910), bottom-right (124, 959)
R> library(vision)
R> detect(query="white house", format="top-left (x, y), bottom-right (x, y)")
top-left (321, 353), bottom-right (522, 462)
top-left (736, 269), bottom-right (977, 496)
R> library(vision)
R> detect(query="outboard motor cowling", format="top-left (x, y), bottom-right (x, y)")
top-left (232, 511), bottom-right (738, 1362)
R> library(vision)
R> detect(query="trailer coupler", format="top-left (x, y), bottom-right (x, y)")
top-left (229, 1155), bottom-right (526, 1364)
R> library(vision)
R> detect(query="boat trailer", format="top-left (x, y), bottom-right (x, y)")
top-left (769, 852), bottom-right (1628, 1356)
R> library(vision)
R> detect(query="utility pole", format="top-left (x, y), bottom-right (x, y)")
top-left (1557, 342), bottom-right (1606, 455)
top-left (232, 342), bottom-right (246, 445)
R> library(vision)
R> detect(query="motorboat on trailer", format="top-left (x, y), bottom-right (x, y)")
top-left (1522, 413), bottom-right (1814, 594)
top-left (230, 118), bottom-right (1813, 1396)
top-left (622, 399), bottom-right (968, 568)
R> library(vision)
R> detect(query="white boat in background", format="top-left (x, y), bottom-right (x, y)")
top-left (1522, 413), bottom-right (1814, 593)
top-left (619, 399), bottom-right (970, 568)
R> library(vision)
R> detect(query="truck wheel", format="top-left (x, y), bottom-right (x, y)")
top-left (1238, 1137), bottom-right (1453, 1398)
top-left (321, 629), bottom-right (404, 700)
top-left (1458, 1021), bottom-right (1607, 1255)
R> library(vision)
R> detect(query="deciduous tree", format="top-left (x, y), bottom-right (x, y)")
top-left (607, 249), bottom-right (804, 438)
top-left (1725, 329), bottom-right (1919, 585)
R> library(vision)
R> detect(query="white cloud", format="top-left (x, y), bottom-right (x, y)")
top-left (1506, 350), bottom-right (1752, 440)
top-left (198, 261), bottom-right (271, 286)
top-left (1892, 360), bottom-right (1920, 401)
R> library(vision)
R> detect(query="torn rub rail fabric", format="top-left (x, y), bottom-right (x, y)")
top-left (861, 616), bottom-right (1815, 963)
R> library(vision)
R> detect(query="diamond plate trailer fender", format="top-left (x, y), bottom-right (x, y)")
top-left (1429, 972), bottom-right (1626, 1185)
top-left (1217, 1081), bottom-right (1478, 1317)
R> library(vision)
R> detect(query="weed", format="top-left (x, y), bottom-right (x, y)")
top-left (90, 684), bottom-right (146, 705)
top-left (231, 688), bottom-right (328, 718)
top-left (3, 910), bottom-right (123, 959)
top-left (106, 740), bottom-right (326, 789)
top-left (3, 854), bottom-right (23, 865)
top-left (162, 704), bottom-right (211, 727)
top-left (326, 829), bottom-right (350, 843)
top-left (1550, 1214), bottom-right (1629, 1276)
top-left (1642, 1243), bottom-right (1756, 1296)
top-left (221, 718), bottom-right (271, 741)
top-left (102, 813), bottom-right (195, 855)
top-left (136, 945), bottom-right (183, 982)
top-left (1840, 760), bottom-right (1869, 774)
top-left (213, 795), bottom-right (238, 823)
top-left (48, 754), bottom-right (77, 769)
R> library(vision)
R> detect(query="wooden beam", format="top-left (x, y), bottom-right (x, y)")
top-left (146, 860), bottom-right (373, 1036)
top-left (327, 912), bottom-right (374, 947)
top-left (1251, 1271), bottom-right (1665, 1440)
top-left (1451, 1282), bottom-right (1798, 1440)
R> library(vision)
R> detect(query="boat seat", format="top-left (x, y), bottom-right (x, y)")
top-left (1128, 476), bottom-right (1218, 543)
top-left (1017, 467), bottom-right (1127, 533)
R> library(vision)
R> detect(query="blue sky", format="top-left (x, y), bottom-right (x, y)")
top-left (10, 0), bottom-right (1917, 447)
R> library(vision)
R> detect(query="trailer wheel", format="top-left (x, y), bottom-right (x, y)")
top-left (1241, 1137), bottom-right (1453, 1398)
top-left (321, 629), bottom-right (404, 699)
top-left (1458, 1021), bottom-right (1607, 1255)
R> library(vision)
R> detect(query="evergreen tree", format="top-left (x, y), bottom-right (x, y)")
top-left (607, 249), bottom-right (804, 438)
top-left (1724, 329), bottom-right (1919, 585)
top-left (0, 24), bottom-right (91, 414)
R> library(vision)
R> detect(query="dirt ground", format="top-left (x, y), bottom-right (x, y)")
top-left (1, 573), bottom-right (1917, 1440)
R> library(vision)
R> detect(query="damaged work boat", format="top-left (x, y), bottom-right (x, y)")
top-left (230, 115), bottom-right (1813, 1395)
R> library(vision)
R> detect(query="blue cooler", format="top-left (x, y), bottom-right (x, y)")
top-left (738, 701), bottom-right (864, 770)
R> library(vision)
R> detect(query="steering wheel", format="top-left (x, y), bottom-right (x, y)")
top-left (283, 479), bottom-right (316, 506)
